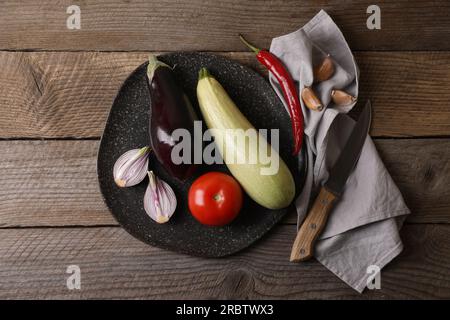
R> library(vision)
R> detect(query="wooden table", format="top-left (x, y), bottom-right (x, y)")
top-left (0, 1), bottom-right (449, 299)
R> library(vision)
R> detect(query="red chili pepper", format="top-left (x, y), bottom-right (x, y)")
top-left (240, 35), bottom-right (304, 156)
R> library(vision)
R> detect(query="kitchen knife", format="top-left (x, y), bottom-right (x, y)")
top-left (290, 100), bottom-right (372, 262)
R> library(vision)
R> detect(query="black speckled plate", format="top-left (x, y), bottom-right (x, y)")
top-left (98, 52), bottom-right (306, 257)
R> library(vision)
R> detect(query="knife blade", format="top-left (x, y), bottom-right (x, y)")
top-left (290, 100), bottom-right (372, 262)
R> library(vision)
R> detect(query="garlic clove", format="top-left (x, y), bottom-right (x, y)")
top-left (113, 146), bottom-right (150, 187)
top-left (144, 171), bottom-right (177, 224)
top-left (331, 90), bottom-right (357, 106)
top-left (313, 55), bottom-right (334, 83)
top-left (301, 87), bottom-right (323, 111)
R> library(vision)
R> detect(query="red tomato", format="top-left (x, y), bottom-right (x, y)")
top-left (188, 172), bottom-right (243, 226)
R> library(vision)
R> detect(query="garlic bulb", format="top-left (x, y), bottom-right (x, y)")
top-left (113, 147), bottom-right (150, 187)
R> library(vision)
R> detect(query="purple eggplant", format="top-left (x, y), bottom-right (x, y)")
top-left (147, 55), bottom-right (197, 181)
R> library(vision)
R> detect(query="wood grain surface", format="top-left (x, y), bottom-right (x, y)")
top-left (0, 139), bottom-right (448, 228)
top-left (0, 224), bottom-right (448, 299)
top-left (0, 51), bottom-right (449, 138)
top-left (0, 1), bottom-right (449, 51)
top-left (0, 0), bottom-right (449, 299)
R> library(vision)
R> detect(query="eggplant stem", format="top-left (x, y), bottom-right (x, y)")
top-left (239, 34), bottom-right (261, 54)
top-left (147, 54), bottom-right (170, 81)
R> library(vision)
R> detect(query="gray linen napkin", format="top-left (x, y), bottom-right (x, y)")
top-left (268, 10), bottom-right (410, 292)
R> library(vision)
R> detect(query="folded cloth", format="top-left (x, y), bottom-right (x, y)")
top-left (268, 10), bottom-right (410, 292)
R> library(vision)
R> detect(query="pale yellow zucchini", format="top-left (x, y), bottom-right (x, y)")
top-left (196, 68), bottom-right (295, 210)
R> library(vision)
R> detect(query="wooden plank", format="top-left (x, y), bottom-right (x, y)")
top-left (356, 52), bottom-right (450, 137)
top-left (0, 1), bottom-right (449, 51)
top-left (1, 51), bottom-right (449, 138)
top-left (0, 224), bottom-right (448, 299)
top-left (0, 140), bottom-right (116, 228)
top-left (0, 139), bottom-right (448, 228)
top-left (0, 51), bottom-right (147, 139)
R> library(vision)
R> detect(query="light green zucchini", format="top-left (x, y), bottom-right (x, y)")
top-left (196, 68), bottom-right (295, 210)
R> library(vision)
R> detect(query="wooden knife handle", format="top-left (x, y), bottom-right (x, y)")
top-left (290, 187), bottom-right (337, 262)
